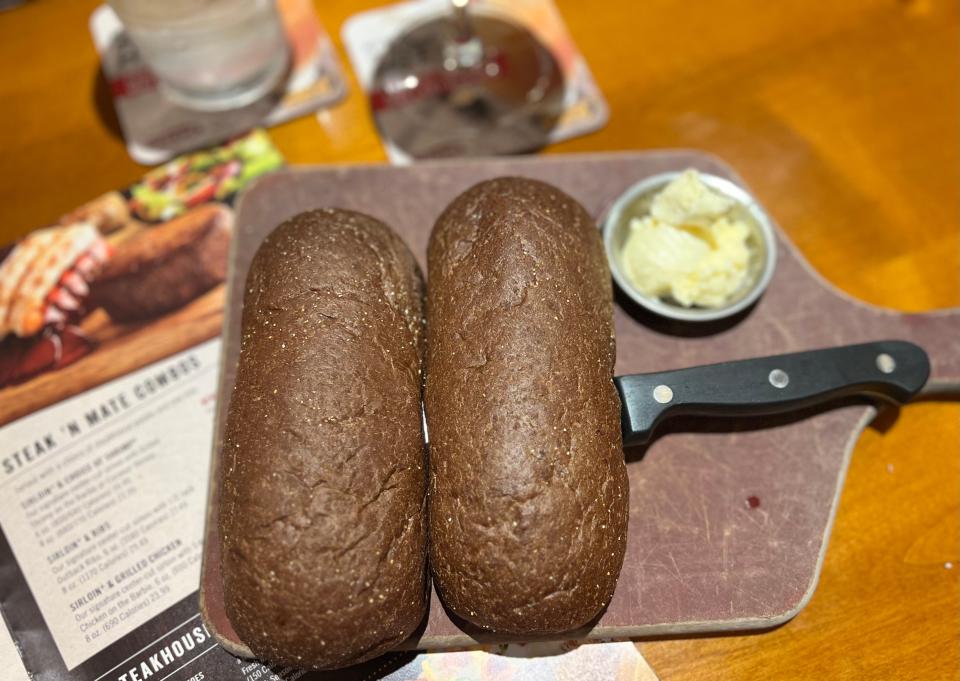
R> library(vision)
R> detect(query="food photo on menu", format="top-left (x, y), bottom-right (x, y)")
top-left (0, 1), bottom-right (957, 681)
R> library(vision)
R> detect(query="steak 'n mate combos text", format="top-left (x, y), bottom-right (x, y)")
top-left (3, 353), bottom-right (203, 477)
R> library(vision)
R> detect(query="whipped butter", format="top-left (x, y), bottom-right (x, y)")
top-left (620, 169), bottom-right (753, 308)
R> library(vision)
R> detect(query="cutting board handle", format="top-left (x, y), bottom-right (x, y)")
top-left (896, 312), bottom-right (960, 393)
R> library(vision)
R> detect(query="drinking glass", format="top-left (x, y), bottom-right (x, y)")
top-left (108, 0), bottom-right (290, 112)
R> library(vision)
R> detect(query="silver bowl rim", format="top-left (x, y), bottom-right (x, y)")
top-left (601, 170), bottom-right (778, 322)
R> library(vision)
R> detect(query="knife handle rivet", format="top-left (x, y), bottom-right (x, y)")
top-left (876, 353), bottom-right (896, 374)
top-left (768, 369), bottom-right (789, 389)
top-left (653, 384), bottom-right (674, 404)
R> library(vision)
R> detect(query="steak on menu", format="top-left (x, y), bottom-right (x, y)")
top-left (90, 203), bottom-right (233, 322)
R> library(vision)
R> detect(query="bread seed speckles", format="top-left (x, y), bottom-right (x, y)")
top-left (220, 209), bottom-right (427, 670)
top-left (425, 178), bottom-right (628, 635)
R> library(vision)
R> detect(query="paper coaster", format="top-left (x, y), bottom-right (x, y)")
top-left (90, 0), bottom-right (347, 166)
top-left (342, 0), bottom-right (609, 163)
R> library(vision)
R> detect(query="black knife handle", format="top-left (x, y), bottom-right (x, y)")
top-left (615, 340), bottom-right (930, 447)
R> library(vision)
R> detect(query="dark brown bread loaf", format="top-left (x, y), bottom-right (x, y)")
top-left (425, 177), bottom-right (629, 634)
top-left (220, 209), bottom-right (428, 670)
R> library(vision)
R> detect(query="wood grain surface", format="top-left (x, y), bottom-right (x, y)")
top-left (0, 1), bottom-right (956, 680)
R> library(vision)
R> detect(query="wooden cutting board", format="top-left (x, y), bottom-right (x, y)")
top-left (199, 151), bottom-right (960, 656)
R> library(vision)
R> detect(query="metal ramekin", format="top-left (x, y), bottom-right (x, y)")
top-left (602, 171), bottom-right (777, 322)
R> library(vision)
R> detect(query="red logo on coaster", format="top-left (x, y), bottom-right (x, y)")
top-left (110, 69), bottom-right (159, 98)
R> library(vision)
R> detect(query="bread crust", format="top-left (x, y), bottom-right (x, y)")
top-left (220, 209), bottom-right (428, 669)
top-left (425, 177), bottom-right (628, 634)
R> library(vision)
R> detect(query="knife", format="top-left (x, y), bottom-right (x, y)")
top-left (615, 340), bottom-right (930, 446)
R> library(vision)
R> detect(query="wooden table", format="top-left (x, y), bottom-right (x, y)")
top-left (1, 1), bottom-right (957, 679)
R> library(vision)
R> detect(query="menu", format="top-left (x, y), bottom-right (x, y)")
top-left (0, 131), bottom-right (656, 680)
top-left (1, 620), bottom-right (28, 681)
top-left (0, 130), bottom-right (280, 680)
top-left (1, 341), bottom-right (217, 670)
